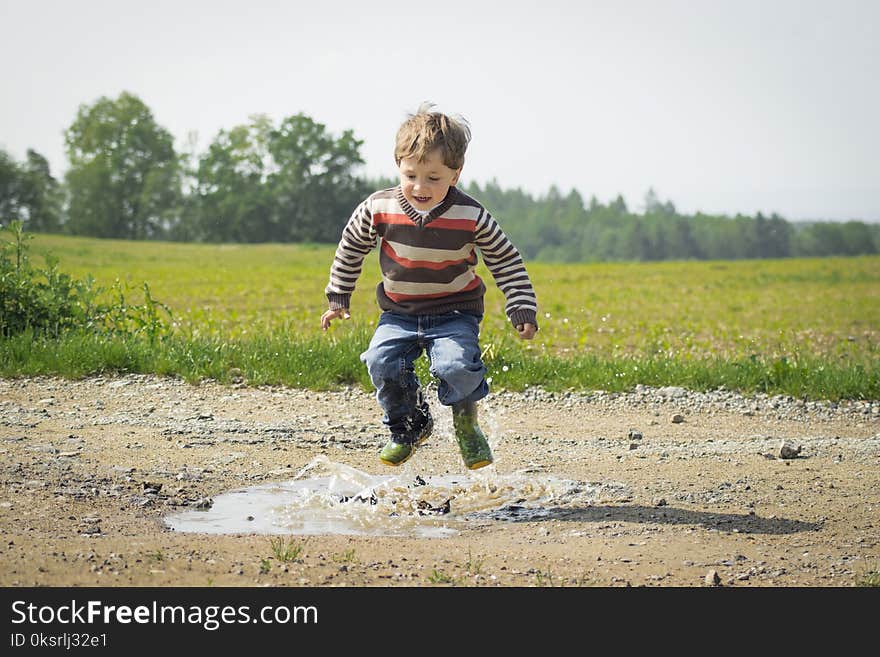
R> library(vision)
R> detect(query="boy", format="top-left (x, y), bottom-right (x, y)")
top-left (321, 103), bottom-right (538, 470)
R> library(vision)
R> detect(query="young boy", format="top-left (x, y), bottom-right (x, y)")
top-left (320, 103), bottom-right (538, 470)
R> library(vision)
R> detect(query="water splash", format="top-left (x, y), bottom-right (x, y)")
top-left (165, 455), bottom-right (630, 538)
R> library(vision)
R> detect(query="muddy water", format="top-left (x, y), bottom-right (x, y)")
top-left (165, 455), bottom-right (630, 538)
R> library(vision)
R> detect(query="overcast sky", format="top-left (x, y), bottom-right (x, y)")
top-left (2, 0), bottom-right (878, 221)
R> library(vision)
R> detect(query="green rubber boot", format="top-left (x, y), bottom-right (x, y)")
top-left (379, 395), bottom-right (433, 466)
top-left (452, 400), bottom-right (493, 470)
top-left (379, 438), bottom-right (415, 466)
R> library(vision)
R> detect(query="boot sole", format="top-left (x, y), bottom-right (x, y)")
top-left (380, 459), bottom-right (407, 466)
top-left (380, 453), bottom-right (412, 467)
top-left (466, 459), bottom-right (493, 470)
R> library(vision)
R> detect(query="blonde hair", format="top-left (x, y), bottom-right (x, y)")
top-left (394, 102), bottom-right (471, 170)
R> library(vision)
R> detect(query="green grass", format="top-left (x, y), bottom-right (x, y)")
top-left (427, 569), bottom-right (457, 585)
top-left (533, 569), bottom-right (556, 587)
top-left (2, 328), bottom-right (874, 398)
top-left (3, 234), bottom-right (878, 400)
top-left (857, 563), bottom-right (880, 587)
top-left (857, 571), bottom-right (880, 587)
top-left (268, 537), bottom-right (307, 563)
top-left (464, 548), bottom-right (484, 576)
top-left (331, 549), bottom-right (358, 564)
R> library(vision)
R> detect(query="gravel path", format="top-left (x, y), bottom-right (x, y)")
top-left (1, 374), bottom-right (878, 587)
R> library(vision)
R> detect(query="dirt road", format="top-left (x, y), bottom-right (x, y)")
top-left (1, 375), bottom-right (878, 587)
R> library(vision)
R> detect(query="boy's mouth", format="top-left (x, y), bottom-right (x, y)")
top-left (413, 195), bottom-right (431, 204)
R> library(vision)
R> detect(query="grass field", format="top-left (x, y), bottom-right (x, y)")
top-left (4, 233), bottom-right (879, 399)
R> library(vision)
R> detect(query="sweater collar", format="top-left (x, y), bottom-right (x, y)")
top-left (395, 186), bottom-right (459, 227)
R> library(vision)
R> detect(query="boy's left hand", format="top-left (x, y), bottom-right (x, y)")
top-left (516, 323), bottom-right (537, 340)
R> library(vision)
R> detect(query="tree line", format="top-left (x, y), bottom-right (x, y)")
top-left (2, 91), bottom-right (878, 261)
top-left (471, 183), bottom-right (880, 261)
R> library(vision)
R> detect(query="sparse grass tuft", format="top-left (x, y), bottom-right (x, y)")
top-left (856, 565), bottom-right (880, 587)
top-left (269, 536), bottom-right (307, 563)
top-left (533, 569), bottom-right (555, 587)
top-left (464, 548), bottom-right (484, 576)
top-left (331, 549), bottom-right (358, 564)
top-left (428, 569), bottom-right (457, 585)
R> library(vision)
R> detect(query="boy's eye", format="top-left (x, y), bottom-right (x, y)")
top-left (429, 177), bottom-right (440, 182)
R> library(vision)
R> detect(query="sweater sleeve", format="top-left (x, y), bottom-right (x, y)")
top-left (474, 210), bottom-right (539, 329)
top-left (324, 197), bottom-right (378, 309)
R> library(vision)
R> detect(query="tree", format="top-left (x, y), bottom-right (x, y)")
top-left (0, 148), bottom-right (62, 232)
top-left (64, 92), bottom-right (180, 239)
top-left (191, 113), bottom-right (366, 243)
top-left (267, 113), bottom-right (365, 242)
top-left (191, 116), bottom-right (275, 242)
top-left (0, 149), bottom-right (20, 222)
top-left (18, 150), bottom-right (63, 232)
top-left (643, 187), bottom-right (677, 217)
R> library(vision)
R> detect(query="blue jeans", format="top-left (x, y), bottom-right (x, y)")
top-left (360, 311), bottom-right (488, 430)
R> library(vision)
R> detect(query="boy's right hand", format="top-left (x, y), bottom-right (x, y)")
top-left (320, 308), bottom-right (351, 331)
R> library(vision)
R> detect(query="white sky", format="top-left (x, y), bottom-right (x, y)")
top-left (2, 0), bottom-right (878, 221)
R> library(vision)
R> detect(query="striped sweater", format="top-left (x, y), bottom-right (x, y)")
top-left (325, 186), bottom-right (538, 328)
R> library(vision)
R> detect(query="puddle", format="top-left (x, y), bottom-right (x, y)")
top-left (164, 455), bottom-right (630, 538)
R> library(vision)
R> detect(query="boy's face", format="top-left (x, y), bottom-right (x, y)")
top-left (397, 149), bottom-right (461, 211)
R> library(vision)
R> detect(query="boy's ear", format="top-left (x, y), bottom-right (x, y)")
top-left (451, 167), bottom-right (462, 186)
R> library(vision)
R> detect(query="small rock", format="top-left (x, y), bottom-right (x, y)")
top-left (27, 445), bottom-right (58, 454)
top-left (627, 429), bottom-right (643, 441)
top-left (671, 414), bottom-right (685, 424)
top-left (705, 569), bottom-right (721, 586)
top-left (653, 497), bottom-right (667, 507)
top-left (415, 499), bottom-right (451, 515)
top-left (658, 386), bottom-right (687, 398)
top-left (778, 440), bottom-right (802, 460)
